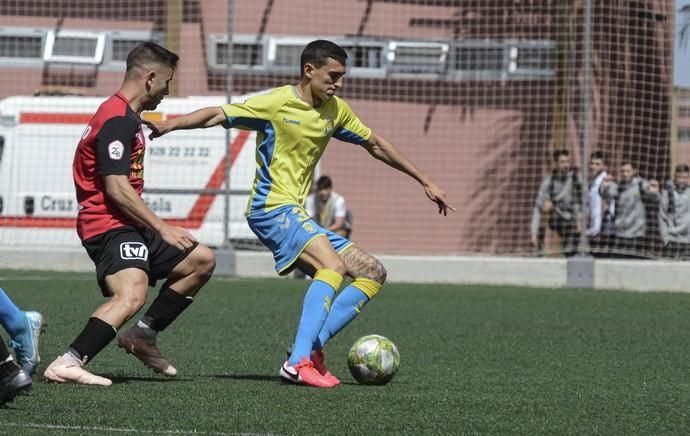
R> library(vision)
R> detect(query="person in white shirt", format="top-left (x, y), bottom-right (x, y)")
top-left (586, 151), bottom-right (615, 256)
top-left (305, 175), bottom-right (352, 238)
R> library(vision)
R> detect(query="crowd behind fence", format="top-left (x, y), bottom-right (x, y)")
top-left (532, 149), bottom-right (690, 260)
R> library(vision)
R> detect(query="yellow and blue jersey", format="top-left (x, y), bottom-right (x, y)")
top-left (221, 85), bottom-right (372, 215)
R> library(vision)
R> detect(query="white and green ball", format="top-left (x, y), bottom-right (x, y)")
top-left (347, 334), bottom-right (400, 385)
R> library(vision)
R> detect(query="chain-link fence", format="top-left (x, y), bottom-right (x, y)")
top-left (0, 0), bottom-right (682, 259)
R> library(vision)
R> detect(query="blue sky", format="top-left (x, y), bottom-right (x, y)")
top-left (676, 0), bottom-right (690, 88)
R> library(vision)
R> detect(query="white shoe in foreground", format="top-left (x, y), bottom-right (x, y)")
top-left (43, 355), bottom-right (112, 386)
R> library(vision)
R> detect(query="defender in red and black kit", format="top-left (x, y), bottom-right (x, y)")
top-left (74, 91), bottom-right (147, 242)
top-left (44, 42), bottom-right (216, 386)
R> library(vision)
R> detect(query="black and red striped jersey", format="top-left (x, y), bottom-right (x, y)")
top-left (72, 92), bottom-right (145, 241)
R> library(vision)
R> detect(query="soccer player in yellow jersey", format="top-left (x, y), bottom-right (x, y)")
top-left (146, 40), bottom-right (454, 388)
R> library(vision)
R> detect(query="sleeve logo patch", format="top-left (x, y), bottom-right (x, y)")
top-left (81, 125), bottom-right (92, 140)
top-left (108, 140), bottom-right (124, 160)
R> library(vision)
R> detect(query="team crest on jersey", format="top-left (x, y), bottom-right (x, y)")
top-left (131, 148), bottom-right (144, 178)
top-left (108, 140), bottom-right (124, 160)
top-left (302, 222), bottom-right (316, 234)
top-left (324, 117), bottom-right (334, 136)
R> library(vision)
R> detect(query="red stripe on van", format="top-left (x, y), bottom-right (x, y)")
top-left (0, 217), bottom-right (76, 228)
top-left (20, 113), bottom-right (93, 124)
top-left (19, 113), bottom-right (187, 124)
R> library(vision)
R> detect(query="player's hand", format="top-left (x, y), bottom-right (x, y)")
top-left (143, 119), bottom-right (172, 140)
top-left (542, 199), bottom-right (553, 213)
top-left (423, 182), bottom-right (455, 216)
top-left (159, 224), bottom-right (197, 251)
top-left (530, 234), bottom-right (539, 247)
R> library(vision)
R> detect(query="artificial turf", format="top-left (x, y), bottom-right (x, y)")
top-left (1, 269), bottom-right (690, 435)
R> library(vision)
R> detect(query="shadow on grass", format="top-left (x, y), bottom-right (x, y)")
top-left (105, 375), bottom-right (192, 384)
top-left (205, 374), bottom-right (279, 383)
top-left (204, 374), bottom-right (403, 387)
top-left (340, 381), bottom-right (406, 386)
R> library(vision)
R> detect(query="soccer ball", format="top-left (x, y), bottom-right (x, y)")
top-left (347, 334), bottom-right (400, 385)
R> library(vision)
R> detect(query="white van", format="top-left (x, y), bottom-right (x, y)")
top-left (0, 94), bottom-right (259, 248)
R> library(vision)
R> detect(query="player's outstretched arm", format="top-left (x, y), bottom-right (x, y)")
top-left (363, 132), bottom-right (455, 215)
top-left (145, 106), bottom-right (227, 139)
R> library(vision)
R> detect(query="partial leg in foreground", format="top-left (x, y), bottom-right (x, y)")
top-left (0, 338), bottom-right (32, 406)
top-left (0, 288), bottom-right (46, 376)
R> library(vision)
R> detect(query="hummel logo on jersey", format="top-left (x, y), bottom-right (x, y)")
top-left (108, 140), bottom-right (124, 160)
top-left (283, 117), bottom-right (300, 125)
top-left (120, 242), bottom-right (148, 260)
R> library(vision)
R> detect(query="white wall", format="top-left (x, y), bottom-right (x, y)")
top-left (3, 247), bottom-right (689, 292)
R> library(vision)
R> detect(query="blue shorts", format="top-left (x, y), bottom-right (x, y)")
top-left (247, 204), bottom-right (352, 275)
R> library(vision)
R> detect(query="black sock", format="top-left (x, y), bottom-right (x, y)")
top-left (141, 287), bottom-right (193, 332)
top-left (69, 317), bottom-right (117, 364)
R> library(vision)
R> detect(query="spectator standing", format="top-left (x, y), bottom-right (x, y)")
top-left (530, 149), bottom-right (583, 256)
top-left (659, 164), bottom-right (690, 259)
top-left (600, 161), bottom-right (659, 258)
top-left (586, 151), bottom-right (615, 256)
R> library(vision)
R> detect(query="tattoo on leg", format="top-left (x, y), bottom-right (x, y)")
top-left (342, 246), bottom-right (387, 284)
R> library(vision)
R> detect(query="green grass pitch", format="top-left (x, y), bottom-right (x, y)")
top-left (2, 269), bottom-right (690, 435)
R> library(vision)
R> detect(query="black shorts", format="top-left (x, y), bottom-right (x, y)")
top-left (82, 226), bottom-right (198, 296)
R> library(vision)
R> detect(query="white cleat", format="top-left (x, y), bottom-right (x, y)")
top-left (43, 355), bottom-right (112, 386)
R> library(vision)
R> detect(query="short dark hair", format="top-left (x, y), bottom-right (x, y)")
top-left (316, 175), bottom-right (333, 190)
top-left (590, 150), bottom-right (606, 163)
top-left (621, 160), bottom-right (635, 169)
top-left (676, 163), bottom-right (690, 174)
top-left (553, 149), bottom-right (569, 162)
top-left (300, 40), bottom-right (347, 76)
top-left (126, 42), bottom-right (179, 72)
